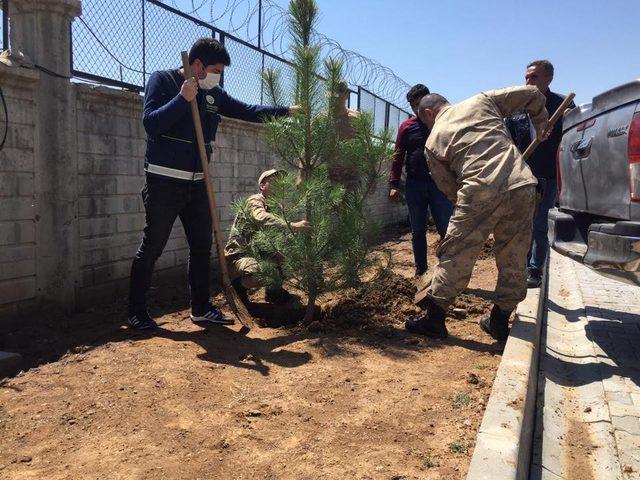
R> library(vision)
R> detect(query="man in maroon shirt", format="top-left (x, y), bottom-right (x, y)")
top-left (389, 84), bottom-right (453, 276)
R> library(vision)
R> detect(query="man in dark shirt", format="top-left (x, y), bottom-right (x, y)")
top-left (389, 84), bottom-right (453, 276)
top-left (506, 60), bottom-right (575, 288)
top-left (127, 38), bottom-right (297, 330)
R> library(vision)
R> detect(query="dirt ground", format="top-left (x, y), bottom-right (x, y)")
top-left (0, 227), bottom-right (504, 480)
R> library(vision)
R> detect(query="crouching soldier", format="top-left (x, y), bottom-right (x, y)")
top-left (408, 86), bottom-right (548, 341)
top-left (224, 169), bottom-right (310, 303)
top-left (127, 38), bottom-right (299, 330)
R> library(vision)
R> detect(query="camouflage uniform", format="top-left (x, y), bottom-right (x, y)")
top-left (419, 86), bottom-right (548, 312)
top-left (224, 193), bottom-right (286, 289)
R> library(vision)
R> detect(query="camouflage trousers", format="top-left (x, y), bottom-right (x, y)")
top-left (227, 255), bottom-right (286, 290)
top-left (424, 185), bottom-right (537, 312)
top-left (227, 255), bottom-right (261, 289)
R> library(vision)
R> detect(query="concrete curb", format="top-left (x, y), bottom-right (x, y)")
top-left (466, 264), bottom-right (548, 480)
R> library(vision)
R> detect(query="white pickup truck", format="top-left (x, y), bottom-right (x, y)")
top-left (549, 79), bottom-right (640, 285)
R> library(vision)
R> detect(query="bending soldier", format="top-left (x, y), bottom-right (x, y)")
top-left (327, 80), bottom-right (360, 189)
top-left (408, 86), bottom-right (548, 341)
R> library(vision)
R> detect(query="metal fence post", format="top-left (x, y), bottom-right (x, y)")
top-left (258, 0), bottom-right (262, 49)
top-left (69, 21), bottom-right (73, 73)
top-left (2, 0), bottom-right (8, 51)
top-left (357, 86), bottom-right (361, 111)
top-left (219, 30), bottom-right (225, 88)
top-left (142, 0), bottom-right (146, 87)
top-left (258, 0), bottom-right (264, 103)
top-left (260, 53), bottom-right (265, 105)
top-left (385, 101), bottom-right (390, 131)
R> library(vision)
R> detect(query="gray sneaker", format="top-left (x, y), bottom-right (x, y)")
top-left (190, 305), bottom-right (235, 326)
top-left (127, 312), bottom-right (158, 330)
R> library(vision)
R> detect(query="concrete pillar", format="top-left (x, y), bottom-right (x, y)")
top-left (10, 0), bottom-right (82, 311)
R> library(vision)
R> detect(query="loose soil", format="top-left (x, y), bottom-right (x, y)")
top-left (0, 226), bottom-right (504, 480)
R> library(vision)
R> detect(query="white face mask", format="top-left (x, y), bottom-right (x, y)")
top-left (199, 72), bottom-right (220, 90)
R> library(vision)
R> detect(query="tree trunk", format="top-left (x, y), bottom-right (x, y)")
top-left (303, 293), bottom-right (317, 324)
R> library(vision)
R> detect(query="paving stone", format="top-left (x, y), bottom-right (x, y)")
top-left (608, 391), bottom-right (635, 406)
top-left (604, 376), bottom-right (635, 393)
top-left (624, 324), bottom-right (640, 335)
top-left (534, 254), bottom-right (629, 478)
top-left (615, 431), bottom-right (640, 475)
top-left (627, 377), bottom-right (640, 391)
top-left (613, 416), bottom-right (640, 436)
top-left (610, 402), bottom-right (640, 418)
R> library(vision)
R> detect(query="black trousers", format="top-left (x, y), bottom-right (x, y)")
top-left (128, 175), bottom-right (212, 315)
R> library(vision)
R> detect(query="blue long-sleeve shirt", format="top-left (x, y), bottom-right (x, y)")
top-left (143, 69), bottom-right (289, 181)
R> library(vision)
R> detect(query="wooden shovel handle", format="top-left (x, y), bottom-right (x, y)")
top-left (523, 92), bottom-right (576, 161)
top-left (181, 51), bottom-right (254, 330)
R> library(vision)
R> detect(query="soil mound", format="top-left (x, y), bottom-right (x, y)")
top-left (316, 271), bottom-right (493, 332)
top-left (320, 273), bottom-right (417, 331)
top-left (450, 293), bottom-right (493, 318)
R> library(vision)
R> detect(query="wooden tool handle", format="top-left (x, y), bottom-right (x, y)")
top-left (181, 52), bottom-right (233, 285)
top-left (523, 92), bottom-right (576, 161)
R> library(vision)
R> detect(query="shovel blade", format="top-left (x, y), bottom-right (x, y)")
top-left (413, 270), bottom-right (433, 309)
top-left (223, 283), bottom-right (255, 331)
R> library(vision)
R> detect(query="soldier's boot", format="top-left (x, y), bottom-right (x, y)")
top-left (405, 298), bottom-right (448, 339)
top-left (479, 305), bottom-right (512, 341)
top-left (265, 286), bottom-right (293, 304)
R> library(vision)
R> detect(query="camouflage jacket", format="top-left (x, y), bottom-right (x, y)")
top-left (224, 193), bottom-right (286, 258)
top-left (425, 85), bottom-right (548, 202)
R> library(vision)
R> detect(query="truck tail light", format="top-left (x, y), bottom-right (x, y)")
top-left (556, 144), bottom-right (563, 196)
top-left (629, 111), bottom-right (640, 202)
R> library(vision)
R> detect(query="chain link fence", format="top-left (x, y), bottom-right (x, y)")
top-left (72, 0), bottom-right (145, 88)
top-left (359, 87), bottom-right (411, 139)
top-left (66, 0), bottom-right (412, 137)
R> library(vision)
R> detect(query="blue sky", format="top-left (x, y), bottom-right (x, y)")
top-left (310, 0), bottom-right (640, 105)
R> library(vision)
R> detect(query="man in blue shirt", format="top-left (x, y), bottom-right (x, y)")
top-left (127, 38), bottom-right (297, 330)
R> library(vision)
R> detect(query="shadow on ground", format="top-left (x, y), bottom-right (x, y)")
top-left (537, 299), bottom-right (640, 390)
top-left (0, 283), bottom-right (502, 379)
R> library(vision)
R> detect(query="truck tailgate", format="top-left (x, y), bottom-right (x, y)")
top-left (559, 80), bottom-right (640, 220)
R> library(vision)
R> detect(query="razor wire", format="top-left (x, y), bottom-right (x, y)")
top-left (70, 0), bottom-right (411, 133)
top-left (164, 0), bottom-right (412, 109)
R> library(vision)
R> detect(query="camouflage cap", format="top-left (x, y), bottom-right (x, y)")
top-left (258, 169), bottom-right (284, 185)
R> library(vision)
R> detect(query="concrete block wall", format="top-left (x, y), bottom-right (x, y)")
top-left (0, 68), bottom-right (404, 320)
top-left (74, 85), bottom-right (190, 307)
top-left (0, 67), bottom-right (40, 317)
top-left (366, 176), bottom-right (406, 227)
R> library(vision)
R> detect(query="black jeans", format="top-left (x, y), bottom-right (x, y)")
top-left (128, 175), bottom-right (212, 315)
